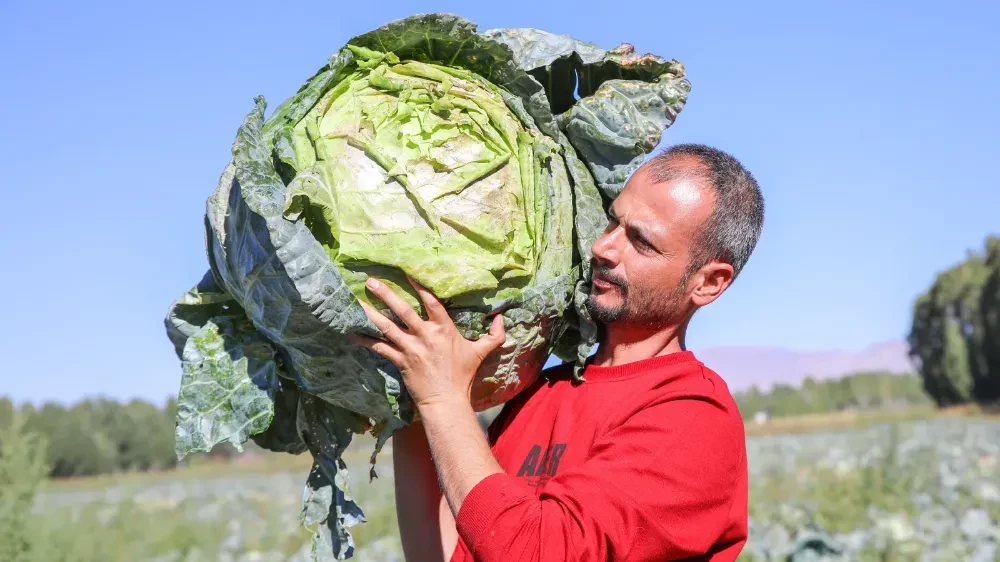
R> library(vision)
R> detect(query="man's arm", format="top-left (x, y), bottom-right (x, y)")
top-left (392, 420), bottom-right (455, 562)
top-left (418, 399), bottom-right (504, 516)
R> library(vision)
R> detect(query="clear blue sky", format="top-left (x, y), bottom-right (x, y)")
top-left (1, 0), bottom-right (997, 404)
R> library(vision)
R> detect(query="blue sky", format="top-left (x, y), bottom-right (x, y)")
top-left (1, 0), bottom-right (997, 404)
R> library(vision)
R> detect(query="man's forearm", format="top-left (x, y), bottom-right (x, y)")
top-left (392, 421), bottom-right (453, 562)
top-left (419, 399), bottom-right (505, 516)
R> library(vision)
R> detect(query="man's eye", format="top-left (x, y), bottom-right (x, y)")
top-left (633, 233), bottom-right (658, 252)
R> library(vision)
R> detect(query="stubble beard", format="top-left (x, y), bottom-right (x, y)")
top-left (584, 264), bottom-right (689, 329)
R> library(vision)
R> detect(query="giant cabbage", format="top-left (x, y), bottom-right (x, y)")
top-left (164, 13), bottom-right (689, 560)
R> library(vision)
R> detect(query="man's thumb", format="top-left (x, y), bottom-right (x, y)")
top-left (476, 314), bottom-right (506, 356)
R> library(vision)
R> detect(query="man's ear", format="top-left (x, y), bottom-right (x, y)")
top-left (690, 262), bottom-right (734, 308)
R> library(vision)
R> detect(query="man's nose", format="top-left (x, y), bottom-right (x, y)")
top-left (591, 226), bottom-right (623, 266)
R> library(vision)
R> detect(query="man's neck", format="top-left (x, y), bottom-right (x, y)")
top-left (591, 321), bottom-right (688, 367)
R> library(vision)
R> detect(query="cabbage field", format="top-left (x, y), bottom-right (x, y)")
top-left (9, 415), bottom-right (1000, 562)
top-left (742, 417), bottom-right (1000, 561)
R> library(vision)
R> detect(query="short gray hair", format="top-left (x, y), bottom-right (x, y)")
top-left (644, 143), bottom-right (764, 281)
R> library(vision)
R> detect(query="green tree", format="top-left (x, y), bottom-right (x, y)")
top-left (24, 402), bottom-right (117, 478)
top-left (827, 376), bottom-right (854, 410)
top-left (0, 395), bottom-right (181, 479)
top-left (120, 399), bottom-right (177, 471)
top-left (800, 376), bottom-right (832, 412)
top-left (908, 246), bottom-right (991, 406)
top-left (735, 385), bottom-right (767, 417)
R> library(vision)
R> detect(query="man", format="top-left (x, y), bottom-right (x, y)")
top-left (350, 143), bottom-right (765, 561)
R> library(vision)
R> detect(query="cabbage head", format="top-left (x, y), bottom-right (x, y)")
top-left (164, 13), bottom-right (689, 560)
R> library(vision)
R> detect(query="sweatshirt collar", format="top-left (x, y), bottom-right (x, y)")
top-left (580, 350), bottom-right (698, 382)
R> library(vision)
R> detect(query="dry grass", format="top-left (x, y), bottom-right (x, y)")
top-left (744, 403), bottom-right (999, 437)
top-left (46, 435), bottom-right (386, 491)
top-left (44, 453), bottom-right (311, 491)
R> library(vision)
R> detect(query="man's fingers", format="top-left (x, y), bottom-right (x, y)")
top-left (359, 301), bottom-right (410, 345)
top-left (348, 333), bottom-right (406, 367)
top-left (365, 278), bottom-right (425, 334)
top-left (474, 314), bottom-right (507, 358)
top-left (406, 275), bottom-right (449, 323)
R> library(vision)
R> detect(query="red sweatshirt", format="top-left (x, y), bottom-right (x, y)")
top-left (449, 350), bottom-right (748, 562)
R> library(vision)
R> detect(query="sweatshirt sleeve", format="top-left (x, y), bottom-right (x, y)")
top-left (453, 395), bottom-right (746, 562)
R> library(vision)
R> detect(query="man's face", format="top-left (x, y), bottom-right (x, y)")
top-left (585, 166), bottom-right (716, 328)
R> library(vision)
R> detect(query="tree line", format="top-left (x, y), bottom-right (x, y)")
top-left (733, 371), bottom-right (933, 419)
top-left (908, 235), bottom-right (1000, 407)
top-left (0, 397), bottom-right (179, 478)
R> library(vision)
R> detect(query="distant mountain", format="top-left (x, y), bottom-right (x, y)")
top-left (696, 339), bottom-right (916, 392)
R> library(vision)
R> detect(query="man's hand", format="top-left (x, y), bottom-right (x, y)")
top-left (349, 275), bottom-right (507, 410)
top-left (350, 275), bottom-right (507, 522)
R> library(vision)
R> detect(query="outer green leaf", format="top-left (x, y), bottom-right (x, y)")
top-left (304, 463), bottom-right (366, 562)
top-left (249, 378), bottom-right (308, 455)
top-left (557, 70), bottom-right (690, 199)
top-left (482, 27), bottom-right (607, 70)
top-left (166, 271), bottom-right (291, 457)
top-left (172, 315), bottom-right (278, 459)
top-left (553, 130), bottom-right (606, 378)
top-left (297, 395), bottom-right (369, 560)
top-left (166, 255), bottom-right (308, 458)
top-left (486, 27), bottom-right (691, 199)
top-left (164, 270), bottom-right (236, 358)
top-left (482, 27), bottom-right (605, 118)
